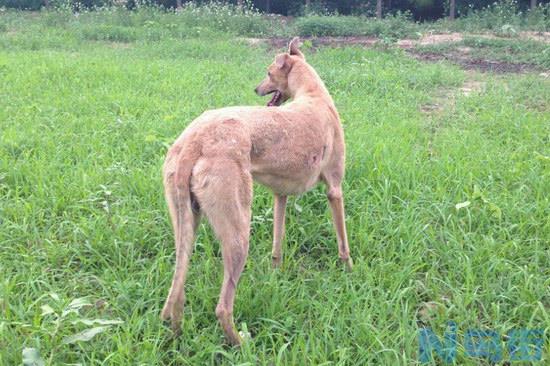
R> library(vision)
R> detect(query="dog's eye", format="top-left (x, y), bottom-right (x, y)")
top-left (267, 71), bottom-right (272, 77)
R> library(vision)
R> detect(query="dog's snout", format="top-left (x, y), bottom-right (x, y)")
top-left (255, 85), bottom-right (266, 96)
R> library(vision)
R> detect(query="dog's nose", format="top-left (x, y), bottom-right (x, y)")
top-left (254, 87), bottom-right (259, 95)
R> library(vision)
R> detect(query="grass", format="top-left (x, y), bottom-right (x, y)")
top-left (1, 10), bottom-right (549, 366)
top-left (460, 37), bottom-right (550, 68)
top-left (292, 13), bottom-right (422, 39)
top-left (416, 36), bottom-right (550, 69)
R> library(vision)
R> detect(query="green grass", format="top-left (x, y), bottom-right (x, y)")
top-left (461, 37), bottom-right (550, 68)
top-left (292, 13), bottom-right (422, 39)
top-left (1, 10), bottom-right (549, 366)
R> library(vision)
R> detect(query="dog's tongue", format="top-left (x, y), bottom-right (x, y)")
top-left (267, 91), bottom-right (281, 107)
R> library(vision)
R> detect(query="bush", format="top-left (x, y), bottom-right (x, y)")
top-left (172, 2), bottom-right (284, 36)
top-left (294, 12), bottom-right (420, 39)
top-left (0, 0), bottom-right (43, 10)
top-left (525, 3), bottom-right (550, 31)
top-left (434, 0), bottom-right (550, 33)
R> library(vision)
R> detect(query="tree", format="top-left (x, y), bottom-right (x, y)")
top-left (176, 0), bottom-right (182, 10)
top-left (376, 0), bottom-right (382, 19)
top-left (449, 0), bottom-right (456, 20)
top-left (531, 0), bottom-right (537, 10)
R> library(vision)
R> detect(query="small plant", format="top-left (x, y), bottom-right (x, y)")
top-left (22, 294), bottom-right (123, 365)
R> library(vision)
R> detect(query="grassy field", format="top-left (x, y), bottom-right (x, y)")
top-left (415, 36), bottom-right (550, 70)
top-left (1, 10), bottom-right (549, 366)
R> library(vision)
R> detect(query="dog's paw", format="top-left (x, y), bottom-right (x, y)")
top-left (160, 300), bottom-right (174, 321)
top-left (272, 256), bottom-right (282, 268)
top-left (342, 257), bottom-right (353, 272)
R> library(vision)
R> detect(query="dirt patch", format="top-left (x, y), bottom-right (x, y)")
top-left (399, 31), bottom-right (550, 47)
top-left (519, 31), bottom-right (550, 44)
top-left (398, 32), bottom-right (464, 48)
top-left (408, 50), bottom-right (542, 73)
top-left (460, 79), bottom-right (486, 96)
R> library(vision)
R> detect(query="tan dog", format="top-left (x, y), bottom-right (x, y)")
top-left (161, 37), bottom-right (352, 345)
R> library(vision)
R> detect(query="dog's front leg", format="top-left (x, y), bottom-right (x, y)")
top-left (271, 194), bottom-right (287, 267)
top-left (327, 186), bottom-right (353, 271)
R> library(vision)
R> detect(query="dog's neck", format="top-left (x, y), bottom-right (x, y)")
top-left (285, 60), bottom-right (340, 124)
top-left (288, 60), bottom-right (333, 104)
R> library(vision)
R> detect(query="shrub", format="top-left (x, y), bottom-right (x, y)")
top-left (524, 3), bottom-right (550, 31)
top-left (434, 0), bottom-right (549, 33)
top-left (0, 0), bottom-right (43, 10)
top-left (294, 12), bottom-right (420, 39)
top-left (173, 1), bottom-right (283, 36)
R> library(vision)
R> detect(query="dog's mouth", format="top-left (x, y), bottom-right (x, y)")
top-left (266, 90), bottom-right (283, 107)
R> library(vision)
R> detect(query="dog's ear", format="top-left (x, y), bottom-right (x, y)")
top-left (275, 53), bottom-right (290, 69)
top-left (288, 37), bottom-right (305, 59)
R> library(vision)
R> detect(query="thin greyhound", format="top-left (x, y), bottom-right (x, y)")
top-left (161, 37), bottom-right (352, 345)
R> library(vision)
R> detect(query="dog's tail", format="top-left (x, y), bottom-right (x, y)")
top-left (161, 142), bottom-right (201, 330)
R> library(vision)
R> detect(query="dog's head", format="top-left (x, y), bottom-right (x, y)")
top-left (255, 37), bottom-right (305, 107)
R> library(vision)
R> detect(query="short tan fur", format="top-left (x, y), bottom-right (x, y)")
top-left (161, 37), bottom-right (353, 345)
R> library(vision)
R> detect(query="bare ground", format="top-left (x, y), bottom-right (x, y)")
top-left (406, 50), bottom-right (542, 74)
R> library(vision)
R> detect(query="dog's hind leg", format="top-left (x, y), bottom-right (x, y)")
top-left (271, 194), bottom-right (287, 268)
top-left (192, 157), bottom-right (252, 346)
top-left (161, 146), bottom-right (200, 333)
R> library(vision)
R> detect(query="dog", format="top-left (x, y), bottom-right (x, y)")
top-left (160, 37), bottom-right (352, 345)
